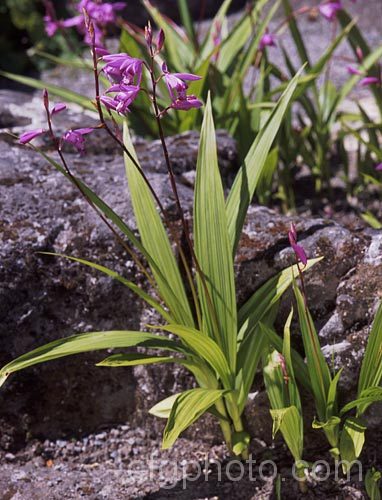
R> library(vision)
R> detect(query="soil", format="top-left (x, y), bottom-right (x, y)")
top-left (1, 420), bottom-right (380, 499)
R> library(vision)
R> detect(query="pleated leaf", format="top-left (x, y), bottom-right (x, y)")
top-left (97, 353), bottom-right (176, 367)
top-left (162, 388), bottom-right (228, 449)
top-left (339, 417), bottom-right (367, 473)
top-left (270, 406), bottom-right (303, 462)
top-left (149, 394), bottom-right (180, 419)
top-left (123, 122), bottom-right (194, 327)
top-left (226, 69), bottom-right (302, 254)
top-left (341, 387), bottom-right (382, 416)
top-left (0, 331), bottom-right (183, 387)
top-left (357, 302), bottom-right (382, 405)
top-left (294, 283), bottom-right (332, 421)
top-left (159, 324), bottom-right (233, 389)
top-left (193, 95), bottom-right (237, 371)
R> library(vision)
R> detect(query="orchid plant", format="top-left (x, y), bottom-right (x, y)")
top-left (0, 15), bottom-right (316, 459)
top-left (261, 224), bottom-right (382, 489)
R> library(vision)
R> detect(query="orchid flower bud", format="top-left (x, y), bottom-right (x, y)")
top-left (156, 29), bottom-right (165, 52)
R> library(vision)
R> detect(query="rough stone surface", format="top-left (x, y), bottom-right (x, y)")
top-left (0, 87), bottom-right (381, 457)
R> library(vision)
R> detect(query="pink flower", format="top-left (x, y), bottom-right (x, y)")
top-left (360, 76), bottom-right (381, 86)
top-left (259, 32), bottom-right (276, 51)
top-left (162, 63), bottom-right (200, 98)
top-left (77, 0), bottom-right (125, 27)
top-left (171, 95), bottom-right (203, 111)
top-left (102, 53), bottom-right (143, 86)
top-left (162, 63), bottom-right (202, 111)
top-left (19, 129), bottom-right (46, 144)
top-left (44, 15), bottom-right (59, 37)
top-left (102, 85), bottom-right (140, 114)
top-left (288, 223), bottom-right (308, 267)
top-left (51, 103), bottom-right (67, 116)
top-left (62, 128), bottom-right (94, 155)
top-left (319, 1), bottom-right (342, 21)
top-left (375, 163), bottom-right (382, 171)
top-left (347, 65), bottom-right (363, 76)
top-left (44, 1), bottom-right (125, 47)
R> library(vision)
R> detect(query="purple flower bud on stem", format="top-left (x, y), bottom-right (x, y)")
top-left (360, 76), bottom-right (380, 86)
top-left (156, 29), bottom-right (165, 52)
top-left (19, 129), bottom-right (46, 144)
top-left (288, 223), bottom-right (308, 267)
top-left (375, 163), bottom-right (382, 172)
top-left (43, 89), bottom-right (49, 110)
top-left (51, 103), bottom-right (67, 116)
top-left (145, 21), bottom-right (153, 49)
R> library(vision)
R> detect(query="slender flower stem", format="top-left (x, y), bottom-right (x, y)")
top-left (43, 103), bottom-right (157, 290)
top-left (148, 48), bottom-right (222, 341)
top-left (89, 30), bottom-right (204, 328)
top-left (90, 41), bottom-right (167, 217)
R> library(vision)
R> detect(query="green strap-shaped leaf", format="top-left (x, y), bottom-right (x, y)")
top-left (215, 0), bottom-right (270, 73)
top-left (0, 331), bottom-right (183, 387)
top-left (238, 259), bottom-right (321, 336)
top-left (194, 94), bottom-right (237, 371)
top-left (198, 0), bottom-right (232, 61)
top-left (123, 122), bottom-right (194, 327)
top-left (159, 324), bottom-right (233, 389)
top-left (257, 322), bottom-right (310, 392)
top-left (339, 417), bottom-right (367, 473)
top-left (162, 388), bottom-right (228, 448)
top-left (294, 283), bottom-right (332, 421)
top-left (357, 302), bottom-right (382, 405)
top-left (270, 406), bottom-right (303, 462)
top-left (341, 387), bottom-right (382, 416)
top-left (226, 69), bottom-right (302, 254)
top-left (337, 9), bottom-right (382, 112)
top-left (41, 253), bottom-right (173, 324)
top-left (149, 393), bottom-right (180, 418)
top-left (142, 0), bottom-right (194, 70)
top-left (97, 353), bottom-right (176, 366)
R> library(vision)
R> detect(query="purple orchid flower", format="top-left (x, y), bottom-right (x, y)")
top-left (44, 15), bottom-right (60, 37)
top-left (62, 128), bottom-right (94, 155)
top-left (319, 1), bottom-right (342, 21)
top-left (101, 85), bottom-right (140, 115)
top-left (288, 223), bottom-right (308, 267)
top-left (375, 163), bottom-right (382, 171)
top-left (171, 95), bottom-right (203, 111)
top-left (259, 32), bottom-right (276, 51)
top-left (162, 63), bottom-right (202, 111)
top-left (162, 63), bottom-right (201, 99)
top-left (77, 0), bottom-right (125, 27)
top-left (44, 0), bottom-right (125, 47)
top-left (19, 129), bottom-right (46, 145)
top-left (360, 76), bottom-right (381, 86)
top-left (102, 53), bottom-right (143, 86)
